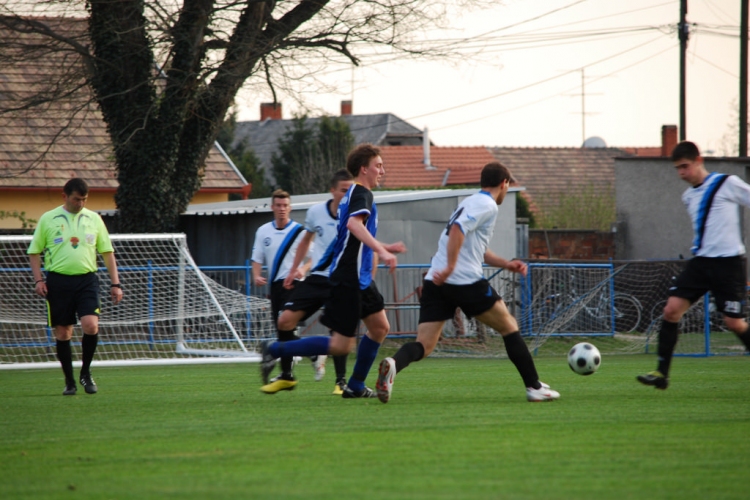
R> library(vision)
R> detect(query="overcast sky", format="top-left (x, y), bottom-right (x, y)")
top-left (236, 0), bottom-right (743, 155)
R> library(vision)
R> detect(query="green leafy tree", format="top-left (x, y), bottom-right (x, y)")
top-left (0, 1), bottom-right (466, 232)
top-left (516, 193), bottom-right (536, 228)
top-left (272, 115), bottom-right (354, 195)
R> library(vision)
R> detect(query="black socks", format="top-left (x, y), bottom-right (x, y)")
top-left (502, 331), bottom-right (540, 389)
top-left (56, 339), bottom-right (74, 384)
top-left (81, 333), bottom-right (98, 376)
top-left (333, 354), bottom-right (347, 380)
top-left (392, 341), bottom-right (425, 373)
top-left (278, 329), bottom-right (298, 378)
top-left (657, 320), bottom-right (679, 376)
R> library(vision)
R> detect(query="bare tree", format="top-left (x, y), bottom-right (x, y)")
top-left (0, 0), bottom-right (466, 232)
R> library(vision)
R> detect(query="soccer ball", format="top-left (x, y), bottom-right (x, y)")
top-left (567, 342), bottom-right (601, 375)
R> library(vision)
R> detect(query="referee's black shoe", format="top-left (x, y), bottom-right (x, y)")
top-left (80, 373), bottom-right (98, 394)
top-left (63, 381), bottom-right (77, 396)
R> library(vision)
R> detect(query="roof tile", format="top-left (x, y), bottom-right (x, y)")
top-left (0, 16), bottom-right (245, 192)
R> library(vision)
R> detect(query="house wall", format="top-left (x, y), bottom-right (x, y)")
top-left (0, 191), bottom-right (115, 229)
top-left (528, 229), bottom-right (615, 260)
top-left (615, 157), bottom-right (750, 265)
top-left (0, 190), bottom-right (230, 229)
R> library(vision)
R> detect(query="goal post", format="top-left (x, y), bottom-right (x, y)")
top-left (0, 234), bottom-right (274, 369)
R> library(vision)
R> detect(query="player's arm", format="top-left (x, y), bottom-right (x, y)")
top-left (346, 214), bottom-right (398, 271)
top-left (284, 231), bottom-right (315, 289)
top-left (101, 251), bottom-right (123, 304)
top-left (252, 260), bottom-right (267, 286)
top-left (29, 253), bottom-right (47, 297)
top-left (432, 223), bottom-right (464, 286)
top-left (484, 249), bottom-right (527, 277)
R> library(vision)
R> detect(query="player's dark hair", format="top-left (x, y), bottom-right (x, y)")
top-left (671, 141), bottom-right (700, 162)
top-left (330, 169), bottom-right (354, 189)
top-left (480, 162), bottom-right (512, 188)
top-left (271, 189), bottom-right (290, 202)
top-left (346, 144), bottom-right (380, 177)
top-left (63, 178), bottom-right (89, 196)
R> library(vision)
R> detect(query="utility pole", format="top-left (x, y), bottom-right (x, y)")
top-left (568, 68), bottom-right (600, 145)
top-left (679, 0), bottom-right (689, 141)
top-left (581, 69), bottom-right (586, 144)
top-left (740, 0), bottom-right (748, 156)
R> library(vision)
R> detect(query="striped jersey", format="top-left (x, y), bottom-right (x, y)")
top-left (251, 219), bottom-right (306, 283)
top-left (425, 190), bottom-right (498, 285)
top-left (683, 173), bottom-right (750, 257)
top-left (325, 184), bottom-right (377, 289)
top-left (304, 200), bottom-right (338, 278)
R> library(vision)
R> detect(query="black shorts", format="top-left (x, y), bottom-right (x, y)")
top-left (45, 272), bottom-right (101, 327)
top-left (270, 280), bottom-right (296, 321)
top-left (670, 256), bottom-right (747, 317)
top-left (320, 282), bottom-right (385, 337)
top-left (281, 274), bottom-right (331, 322)
top-left (418, 279), bottom-right (501, 324)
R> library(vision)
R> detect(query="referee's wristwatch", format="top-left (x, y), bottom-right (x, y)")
top-left (110, 283), bottom-right (122, 289)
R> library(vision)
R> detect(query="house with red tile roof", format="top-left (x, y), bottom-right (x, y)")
top-left (377, 126), bottom-right (678, 225)
top-left (0, 16), bottom-right (248, 230)
top-left (378, 145), bottom-right (498, 188)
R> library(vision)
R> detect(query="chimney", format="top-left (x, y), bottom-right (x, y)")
top-left (661, 125), bottom-right (678, 156)
top-left (423, 127), bottom-right (436, 170)
top-left (260, 102), bottom-right (282, 121)
top-left (341, 100), bottom-right (353, 116)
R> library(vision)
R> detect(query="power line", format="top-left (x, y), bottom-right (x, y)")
top-left (430, 43), bottom-right (675, 134)
top-left (404, 36), bottom-right (666, 122)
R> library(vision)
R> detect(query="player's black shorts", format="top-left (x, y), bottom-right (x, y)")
top-left (270, 280), bottom-right (297, 321)
top-left (281, 274), bottom-right (331, 322)
top-left (670, 255), bottom-right (747, 317)
top-left (320, 282), bottom-right (385, 337)
top-left (45, 272), bottom-right (100, 327)
top-left (418, 279), bottom-right (501, 324)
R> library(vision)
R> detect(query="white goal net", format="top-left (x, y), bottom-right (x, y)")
top-left (0, 234), bottom-right (274, 369)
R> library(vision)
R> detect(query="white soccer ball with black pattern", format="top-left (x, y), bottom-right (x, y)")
top-left (567, 342), bottom-right (601, 375)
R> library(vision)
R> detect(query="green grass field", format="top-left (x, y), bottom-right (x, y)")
top-left (1, 354), bottom-right (748, 500)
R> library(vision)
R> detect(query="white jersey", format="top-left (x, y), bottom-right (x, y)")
top-left (683, 173), bottom-right (750, 257)
top-left (304, 200), bottom-right (338, 277)
top-left (425, 191), bottom-right (498, 285)
top-left (251, 219), bottom-right (305, 283)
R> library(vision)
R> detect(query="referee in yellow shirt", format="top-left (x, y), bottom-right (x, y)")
top-left (28, 178), bottom-right (123, 395)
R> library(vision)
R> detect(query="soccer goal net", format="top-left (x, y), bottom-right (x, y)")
top-left (0, 234), bottom-right (274, 369)
top-left (377, 260), bottom-right (747, 358)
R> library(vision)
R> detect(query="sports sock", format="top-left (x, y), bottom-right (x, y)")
top-left (347, 335), bottom-right (380, 392)
top-left (392, 341), bottom-right (425, 372)
top-left (502, 331), bottom-right (540, 389)
top-left (735, 324), bottom-right (750, 351)
top-left (656, 320), bottom-right (679, 376)
top-left (56, 339), bottom-right (74, 384)
top-left (80, 333), bottom-right (98, 376)
top-left (333, 354), bottom-right (347, 380)
top-left (278, 329), bottom-right (298, 378)
top-left (270, 336), bottom-right (330, 358)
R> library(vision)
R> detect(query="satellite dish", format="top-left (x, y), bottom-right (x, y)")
top-left (582, 136), bottom-right (607, 148)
